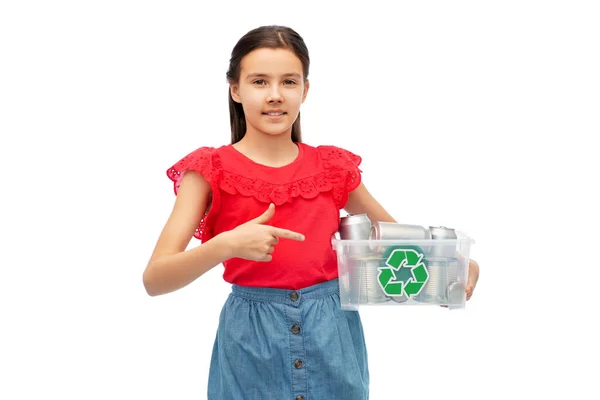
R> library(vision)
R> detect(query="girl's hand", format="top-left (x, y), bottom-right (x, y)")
top-left (466, 259), bottom-right (480, 300)
top-left (223, 203), bottom-right (305, 262)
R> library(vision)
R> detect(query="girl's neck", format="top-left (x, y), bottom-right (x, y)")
top-left (233, 130), bottom-right (299, 167)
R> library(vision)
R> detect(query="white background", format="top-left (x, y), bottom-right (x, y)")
top-left (1, 1), bottom-right (598, 399)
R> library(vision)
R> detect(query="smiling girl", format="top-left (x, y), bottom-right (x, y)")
top-left (143, 25), bottom-right (479, 400)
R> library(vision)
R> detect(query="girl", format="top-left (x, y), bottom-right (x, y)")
top-left (143, 25), bottom-right (480, 400)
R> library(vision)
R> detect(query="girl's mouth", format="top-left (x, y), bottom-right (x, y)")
top-left (263, 111), bottom-right (286, 120)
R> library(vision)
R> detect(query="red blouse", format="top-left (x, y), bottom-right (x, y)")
top-left (166, 142), bottom-right (362, 290)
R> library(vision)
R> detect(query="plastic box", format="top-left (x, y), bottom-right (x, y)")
top-left (332, 232), bottom-right (473, 310)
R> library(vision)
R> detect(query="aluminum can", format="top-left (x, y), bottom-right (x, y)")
top-left (369, 222), bottom-right (431, 254)
top-left (429, 225), bottom-right (457, 258)
top-left (353, 256), bottom-right (391, 304)
top-left (429, 226), bottom-right (458, 240)
top-left (414, 258), bottom-right (449, 304)
top-left (339, 213), bottom-right (372, 240)
top-left (370, 222), bottom-right (432, 240)
top-left (339, 214), bottom-right (372, 257)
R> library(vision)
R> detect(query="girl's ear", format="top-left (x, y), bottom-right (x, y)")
top-left (230, 83), bottom-right (241, 103)
top-left (301, 80), bottom-right (310, 103)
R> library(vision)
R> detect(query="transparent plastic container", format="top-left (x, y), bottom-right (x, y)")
top-left (332, 232), bottom-right (473, 310)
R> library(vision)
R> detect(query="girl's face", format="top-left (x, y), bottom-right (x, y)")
top-left (230, 48), bottom-right (309, 138)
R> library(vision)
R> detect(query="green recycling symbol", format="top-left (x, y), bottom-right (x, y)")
top-left (377, 248), bottom-right (429, 297)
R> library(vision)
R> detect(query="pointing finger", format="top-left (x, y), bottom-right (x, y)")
top-left (271, 227), bottom-right (305, 241)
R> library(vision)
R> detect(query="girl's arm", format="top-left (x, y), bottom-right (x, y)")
top-left (142, 172), bottom-right (305, 297)
top-left (142, 171), bottom-right (232, 296)
top-left (344, 182), bottom-right (397, 223)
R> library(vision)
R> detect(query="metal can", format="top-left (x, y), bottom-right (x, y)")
top-left (429, 226), bottom-right (457, 240)
top-left (370, 222), bottom-right (432, 240)
top-left (370, 222), bottom-right (431, 253)
top-left (414, 258), bottom-right (449, 304)
top-left (429, 225), bottom-right (458, 258)
top-left (339, 214), bottom-right (372, 240)
top-left (355, 256), bottom-right (391, 304)
top-left (339, 214), bottom-right (372, 257)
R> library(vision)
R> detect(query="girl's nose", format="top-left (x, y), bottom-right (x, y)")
top-left (267, 88), bottom-right (283, 103)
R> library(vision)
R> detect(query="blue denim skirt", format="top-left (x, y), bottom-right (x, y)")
top-left (207, 278), bottom-right (369, 400)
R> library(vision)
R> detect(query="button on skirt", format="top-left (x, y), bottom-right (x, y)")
top-left (207, 278), bottom-right (369, 400)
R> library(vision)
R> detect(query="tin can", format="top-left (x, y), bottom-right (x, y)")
top-left (339, 214), bottom-right (372, 240)
top-left (429, 225), bottom-right (458, 258)
top-left (446, 257), bottom-right (459, 285)
top-left (370, 222), bottom-right (432, 240)
top-left (354, 256), bottom-right (391, 304)
top-left (339, 214), bottom-right (372, 257)
top-left (414, 258), bottom-right (449, 304)
top-left (429, 226), bottom-right (457, 240)
top-left (370, 222), bottom-right (431, 253)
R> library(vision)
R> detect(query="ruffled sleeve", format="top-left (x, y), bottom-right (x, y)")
top-left (317, 145), bottom-right (363, 209)
top-left (166, 146), bottom-right (221, 242)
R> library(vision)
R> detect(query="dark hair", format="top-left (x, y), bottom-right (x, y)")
top-left (226, 25), bottom-right (310, 144)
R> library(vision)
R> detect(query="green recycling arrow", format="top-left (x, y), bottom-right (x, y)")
top-left (377, 248), bottom-right (429, 297)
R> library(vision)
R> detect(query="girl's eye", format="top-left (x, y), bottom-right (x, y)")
top-left (253, 80), bottom-right (266, 86)
top-left (283, 80), bottom-right (296, 85)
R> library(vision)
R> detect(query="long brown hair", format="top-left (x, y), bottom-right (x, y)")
top-left (226, 25), bottom-right (310, 144)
